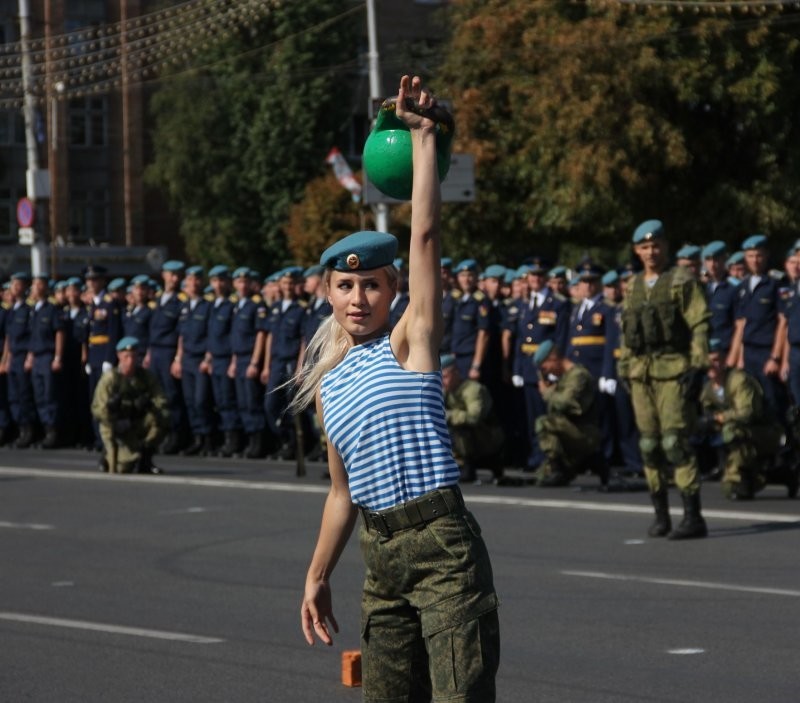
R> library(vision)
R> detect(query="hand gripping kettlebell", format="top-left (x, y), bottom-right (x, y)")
top-left (362, 97), bottom-right (455, 201)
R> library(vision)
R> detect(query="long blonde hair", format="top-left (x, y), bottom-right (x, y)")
top-left (289, 265), bottom-right (399, 412)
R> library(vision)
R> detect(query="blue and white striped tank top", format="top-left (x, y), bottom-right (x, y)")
top-left (321, 334), bottom-right (461, 511)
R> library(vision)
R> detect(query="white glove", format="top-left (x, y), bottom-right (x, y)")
top-left (604, 378), bottom-right (617, 396)
top-left (598, 377), bottom-right (607, 393)
top-left (547, 373), bottom-right (558, 383)
top-left (511, 375), bottom-right (524, 388)
top-left (84, 363), bottom-right (91, 375)
top-left (102, 361), bottom-right (113, 374)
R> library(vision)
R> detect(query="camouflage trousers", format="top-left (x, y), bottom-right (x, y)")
top-left (98, 415), bottom-right (165, 473)
top-left (535, 414), bottom-right (600, 475)
top-left (359, 492), bottom-right (500, 702)
top-left (721, 421), bottom-right (782, 487)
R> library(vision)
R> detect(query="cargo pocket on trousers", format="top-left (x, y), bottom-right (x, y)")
top-left (426, 607), bottom-right (500, 697)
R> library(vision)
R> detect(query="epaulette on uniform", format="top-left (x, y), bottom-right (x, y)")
top-left (473, 290), bottom-right (485, 302)
top-left (103, 293), bottom-right (113, 303)
top-left (552, 292), bottom-right (567, 302)
top-left (451, 289), bottom-right (463, 300)
top-left (178, 291), bottom-right (189, 302)
top-left (25, 296), bottom-right (35, 306)
top-left (47, 295), bottom-right (56, 304)
top-left (251, 294), bottom-right (263, 303)
top-left (229, 294), bottom-right (238, 303)
top-left (148, 301), bottom-right (157, 310)
top-left (203, 292), bottom-right (215, 302)
top-left (1, 301), bottom-right (10, 310)
top-left (297, 299), bottom-right (308, 309)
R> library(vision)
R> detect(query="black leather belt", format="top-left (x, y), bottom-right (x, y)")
top-left (360, 486), bottom-right (464, 538)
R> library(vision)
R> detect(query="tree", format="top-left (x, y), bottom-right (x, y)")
top-left (145, 1), bottom-right (359, 272)
top-left (437, 1), bottom-right (800, 265)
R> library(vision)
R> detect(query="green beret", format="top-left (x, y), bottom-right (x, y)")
top-left (320, 231), bottom-right (398, 272)
top-left (116, 336), bottom-right (140, 352)
top-left (632, 219), bottom-right (664, 244)
top-left (533, 339), bottom-right (555, 366)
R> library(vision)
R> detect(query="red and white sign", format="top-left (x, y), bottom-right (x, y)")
top-left (326, 148), bottom-right (362, 202)
top-left (16, 197), bottom-right (34, 228)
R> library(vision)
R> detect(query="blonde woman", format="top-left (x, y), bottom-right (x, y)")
top-left (297, 75), bottom-right (500, 701)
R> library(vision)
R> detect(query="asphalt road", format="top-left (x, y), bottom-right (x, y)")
top-left (1, 449), bottom-right (799, 702)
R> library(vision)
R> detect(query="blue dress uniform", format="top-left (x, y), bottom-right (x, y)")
top-left (566, 288), bottom-right (613, 468)
top-left (178, 282), bottom-right (212, 448)
top-left (513, 285), bottom-right (570, 470)
top-left (264, 284), bottom-right (308, 456)
top-left (123, 275), bottom-right (154, 357)
top-left (304, 296), bottom-right (332, 343)
top-left (230, 270), bottom-right (268, 441)
top-left (449, 259), bottom-right (492, 379)
top-left (782, 282), bottom-right (800, 405)
top-left (440, 288), bottom-right (459, 353)
top-left (6, 278), bottom-right (36, 445)
top-left (389, 292), bottom-right (410, 329)
top-left (0, 301), bottom-right (10, 442)
top-left (62, 287), bottom-right (92, 448)
top-left (706, 278), bottom-right (739, 353)
top-left (206, 266), bottom-right (241, 455)
top-left (28, 293), bottom-right (66, 441)
top-left (148, 261), bottom-right (188, 450)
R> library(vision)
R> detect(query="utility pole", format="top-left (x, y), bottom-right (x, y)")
top-left (366, 0), bottom-right (389, 234)
top-left (19, 0), bottom-right (47, 276)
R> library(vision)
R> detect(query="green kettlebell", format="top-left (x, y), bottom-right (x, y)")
top-left (363, 97), bottom-right (455, 201)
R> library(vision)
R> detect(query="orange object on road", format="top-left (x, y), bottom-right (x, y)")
top-left (341, 650), bottom-right (362, 687)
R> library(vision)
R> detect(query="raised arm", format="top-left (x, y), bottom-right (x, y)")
top-left (391, 75), bottom-right (443, 372)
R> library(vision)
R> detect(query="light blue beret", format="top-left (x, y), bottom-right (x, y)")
top-left (516, 265), bottom-right (532, 279)
top-left (320, 231), bottom-right (398, 272)
top-left (232, 267), bottom-right (251, 279)
top-left (503, 269), bottom-right (517, 285)
top-left (548, 266), bottom-right (567, 279)
top-left (54, 280), bottom-right (68, 291)
top-left (32, 272), bottom-right (49, 281)
top-left (440, 257), bottom-right (453, 269)
top-left (116, 336), bottom-right (140, 352)
top-left (632, 219), bottom-right (664, 244)
top-left (108, 278), bottom-right (127, 292)
top-left (208, 265), bottom-right (230, 278)
top-left (702, 241), bottom-right (727, 259)
top-left (303, 264), bottom-right (325, 278)
top-left (676, 244), bottom-right (701, 260)
top-left (162, 260), bottom-right (185, 273)
top-left (533, 339), bottom-right (555, 366)
top-left (11, 271), bottom-right (31, 282)
top-left (440, 353), bottom-right (456, 369)
top-left (282, 266), bottom-right (305, 279)
top-left (249, 270), bottom-right (261, 281)
top-left (483, 264), bottom-right (506, 279)
top-left (265, 271), bottom-right (281, 283)
top-left (742, 234), bottom-right (767, 250)
top-left (726, 251), bottom-right (745, 267)
top-left (66, 276), bottom-right (82, 287)
top-left (393, 257), bottom-right (405, 271)
top-left (185, 265), bottom-right (204, 277)
top-left (601, 270), bottom-right (619, 286)
top-left (454, 258), bottom-right (478, 273)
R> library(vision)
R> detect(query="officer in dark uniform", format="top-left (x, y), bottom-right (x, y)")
top-left (676, 244), bottom-right (702, 279)
top-left (263, 266), bottom-right (308, 459)
top-left (499, 266), bottom-right (527, 467)
top-left (440, 257), bottom-right (457, 354)
top-left (3, 272), bottom-right (35, 447)
top-left (389, 258), bottom-right (410, 330)
top-left (565, 260), bottom-right (613, 477)
top-left (175, 265), bottom-right (213, 456)
top-left (230, 267), bottom-right (268, 458)
top-left (702, 240), bottom-right (739, 355)
top-left (512, 258), bottom-right (570, 471)
top-left (27, 274), bottom-right (65, 448)
top-left (85, 264), bottom-right (124, 449)
top-left (726, 235), bottom-right (786, 416)
top-left (480, 264), bottom-right (507, 402)
top-left (449, 259), bottom-right (491, 380)
top-left (123, 274), bottom-right (154, 356)
top-left (62, 276), bottom-right (92, 447)
top-left (203, 265), bottom-right (241, 457)
top-left (144, 260), bottom-right (187, 454)
top-left (0, 285), bottom-right (11, 445)
top-left (303, 265), bottom-right (332, 343)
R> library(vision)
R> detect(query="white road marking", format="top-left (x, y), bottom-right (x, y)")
top-left (0, 612), bottom-right (224, 644)
top-left (0, 465), bottom-right (798, 524)
top-left (0, 520), bottom-right (54, 530)
top-left (50, 581), bottom-right (74, 588)
top-left (668, 648), bottom-right (705, 655)
top-left (624, 539), bottom-right (645, 545)
top-left (562, 570), bottom-right (800, 597)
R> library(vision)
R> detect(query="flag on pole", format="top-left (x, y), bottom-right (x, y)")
top-left (326, 147), bottom-right (362, 203)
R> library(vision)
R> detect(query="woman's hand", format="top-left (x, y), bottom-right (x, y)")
top-left (395, 75), bottom-right (437, 132)
top-left (301, 578), bottom-right (339, 646)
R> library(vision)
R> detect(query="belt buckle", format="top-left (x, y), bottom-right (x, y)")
top-left (368, 511), bottom-right (391, 538)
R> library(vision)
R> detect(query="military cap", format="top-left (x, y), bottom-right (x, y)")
top-left (11, 271), bottom-right (31, 282)
top-left (577, 259), bottom-right (604, 280)
top-left (569, 276), bottom-right (581, 288)
top-left (453, 258), bottom-right (479, 274)
top-left (440, 353), bottom-right (456, 369)
top-left (32, 272), bottom-right (49, 281)
top-left (282, 265), bottom-right (305, 279)
top-left (162, 260), bottom-right (185, 273)
top-left (548, 266), bottom-right (567, 279)
top-left (265, 271), bottom-right (281, 283)
top-left (708, 338), bottom-right (723, 353)
top-left (53, 280), bottom-right (68, 291)
top-left (131, 274), bottom-right (150, 286)
top-left (83, 264), bottom-right (107, 280)
top-left (632, 219), bottom-right (664, 244)
top-left (702, 241), bottom-right (727, 259)
top-left (303, 264), bottom-right (325, 278)
top-left (208, 265), bottom-right (229, 278)
top-left (726, 251), bottom-right (744, 267)
top-left (742, 234), bottom-right (767, 250)
top-left (503, 269), bottom-right (517, 285)
top-left (483, 264), bottom-right (507, 279)
top-left (676, 244), bottom-right (701, 260)
top-left (526, 257), bottom-right (548, 274)
top-left (232, 266), bottom-right (251, 279)
top-left (185, 265), bottom-right (204, 277)
top-left (116, 336), bottom-right (140, 352)
top-left (601, 270), bottom-right (619, 286)
top-left (108, 277), bottom-right (127, 292)
top-left (320, 231), bottom-right (398, 272)
top-left (440, 257), bottom-right (453, 270)
top-left (65, 276), bottom-right (82, 287)
top-left (532, 339), bottom-right (556, 366)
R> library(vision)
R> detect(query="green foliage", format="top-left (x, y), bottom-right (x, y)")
top-left (145, 1), bottom-right (359, 271)
top-left (437, 0), bottom-right (800, 266)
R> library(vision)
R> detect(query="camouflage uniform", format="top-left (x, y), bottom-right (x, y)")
top-left (535, 363), bottom-right (600, 482)
top-left (91, 367), bottom-right (170, 473)
top-left (699, 368), bottom-right (781, 498)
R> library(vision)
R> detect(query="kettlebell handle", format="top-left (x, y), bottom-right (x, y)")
top-left (380, 97), bottom-right (454, 134)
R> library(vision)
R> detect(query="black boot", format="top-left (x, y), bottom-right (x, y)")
top-left (219, 430), bottom-right (241, 458)
top-left (160, 432), bottom-right (182, 455)
top-left (137, 449), bottom-right (163, 475)
top-left (245, 431), bottom-right (265, 459)
top-left (202, 434), bottom-right (214, 456)
top-left (668, 491), bottom-right (708, 540)
top-left (15, 425), bottom-right (34, 449)
top-left (648, 491), bottom-right (672, 537)
top-left (41, 425), bottom-right (58, 449)
top-left (182, 435), bottom-right (205, 456)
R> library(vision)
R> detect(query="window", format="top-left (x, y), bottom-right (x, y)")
top-left (69, 188), bottom-right (109, 243)
top-left (69, 97), bottom-right (107, 147)
top-left (0, 188), bottom-right (15, 242)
